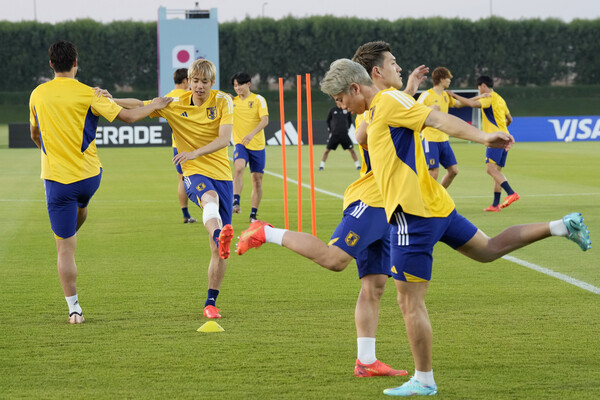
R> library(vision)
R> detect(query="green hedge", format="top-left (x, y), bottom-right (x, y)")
top-left (1, 17), bottom-right (599, 92)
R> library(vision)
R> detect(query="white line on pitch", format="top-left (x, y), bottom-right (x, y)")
top-left (263, 170), bottom-right (344, 199)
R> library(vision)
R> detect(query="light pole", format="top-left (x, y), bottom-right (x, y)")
top-left (262, 2), bottom-right (268, 18)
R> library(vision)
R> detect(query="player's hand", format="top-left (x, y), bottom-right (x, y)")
top-left (93, 87), bottom-right (112, 99)
top-left (485, 132), bottom-right (514, 150)
top-left (410, 64), bottom-right (429, 85)
top-left (242, 133), bottom-right (254, 146)
top-left (173, 150), bottom-right (198, 166)
top-left (151, 96), bottom-right (174, 109)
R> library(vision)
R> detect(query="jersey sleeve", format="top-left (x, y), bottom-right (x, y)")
top-left (219, 93), bottom-right (234, 126)
top-left (29, 90), bottom-right (38, 127)
top-left (417, 91), bottom-right (429, 105)
top-left (142, 99), bottom-right (162, 119)
top-left (380, 91), bottom-right (432, 133)
top-left (447, 93), bottom-right (457, 108)
top-left (90, 95), bottom-right (123, 122)
top-left (256, 95), bottom-right (269, 117)
top-left (479, 96), bottom-right (492, 109)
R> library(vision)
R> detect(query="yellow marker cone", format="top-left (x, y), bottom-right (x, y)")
top-left (197, 321), bottom-right (225, 333)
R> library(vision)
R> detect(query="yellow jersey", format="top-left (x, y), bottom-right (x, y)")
top-left (147, 90), bottom-right (233, 181)
top-left (165, 88), bottom-right (190, 148)
top-left (479, 92), bottom-right (511, 134)
top-left (417, 89), bottom-right (456, 142)
top-left (367, 88), bottom-right (455, 221)
top-left (232, 92), bottom-right (269, 150)
top-left (29, 77), bottom-right (122, 184)
top-left (342, 111), bottom-right (383, 210)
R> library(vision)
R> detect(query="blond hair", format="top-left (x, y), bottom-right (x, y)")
top-left (188, 59), bottom-right (216, 83)
top-left (320, 58), bottom-right (373, 96)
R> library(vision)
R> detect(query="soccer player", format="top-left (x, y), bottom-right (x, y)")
top-left (166, 68), bottom-right (197, 224)
top-left (236, 51), bottom-right (429, 377)
top-left (448, 76), bottom-right (519, 211)
top-left (231, 72), bottom-right (269, 222)
top-left (318, 58), bottom-right (590, 397)
top-left (417, 67), bottom-right (466, 188)
top-left (319, 103), bottom-right (361, 170)
top-left (100, 59), bottom-right (234, 319)
top-left (29, 40), bottom-right (173, 324)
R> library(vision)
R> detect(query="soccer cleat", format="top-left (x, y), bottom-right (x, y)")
top-left (249, 215), bottom-right (257, 223)
top-left (563, 212), bottom-right (591, 251)
top-left (68, 312), bottom-right (85, 324)
top-left (236, 220), bottom-right (272, 255)
top-left (354, 359), bottom-right (408, 377)
top-left (184, 217), bottom-right (197, 224)
top-left (356, 165), bottom-right (361, 170)
top-left (500, 192), bottom-right (520, 209)
top-left (218, 224), bottom-right (234, 259)
top-left (383, 377), bottom-right (438, 396)
top-left (203, 305), bottom-right (221, 319)
top-left (319, 166), bottom-right (324, 171)
top-left (483, 205), bottom-right (501, 212)
top-left (232, 203), bottom-right (241, 214)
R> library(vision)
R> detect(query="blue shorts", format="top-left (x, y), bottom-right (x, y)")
top-left (390, 209), bottom-right (478, 282)
top-left (329, 201), bottom-right (391, 279)
top-left (184, 174), bottom-right (233, 225)
top-left (173, 147), bottom-right (183, 174)
top-left (486, 147), bottom-right (509, 167)
top-left (422, 139), bottom-right (457, 169)
top-left (44, 171), bottom-right (102, 239)
top-left (233, 144), bottom-right (266, 174)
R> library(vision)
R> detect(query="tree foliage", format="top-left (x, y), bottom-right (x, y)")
top-left (0, 17), bottom-right (598, 91)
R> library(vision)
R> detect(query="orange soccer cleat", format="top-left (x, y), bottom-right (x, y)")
top-left (354, 359), bottom-right (408, 378)
top-left (203, 305), bottom-right (221, 319)
top-left (236, 220), bottom-right (272, 255)
top-left (500, 193), bottom-right (520, 209)
top-left (483, 205), bottom-right (501, 212)
top-left (218, 224), bottom-right (234, 259)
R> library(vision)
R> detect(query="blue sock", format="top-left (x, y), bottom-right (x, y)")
top-left (182, 207), bottom-right (191, 219)
top-left (500, 181), bottom-right (514, 195)
top-left (493, 192), bottom-right (501, 206)
top-left (213, 229), bottom-right (221, 247)
top-left (205, 289), bottom-right (219, 307)
top-left (250, 207), bottom-right (258, 216)
top-left (233, 194), bottom-right (240, 204)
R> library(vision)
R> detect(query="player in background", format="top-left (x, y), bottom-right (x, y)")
top-left (29, 40), bottom-right (172, 324)
top-left (166, 68), bottom-right (197, 224)
top-left (448, 76), bottom-right (519, 211)
top-left (236, 47), bottom-right (429, 377)
top-left (98, 59), bottom-right (234, 319)
top-left (231, 72), bottom-right (269, 222)
top-left (417, 67), bottom-right (468, 189)
top-left (320, 58), bottom-right (591, 397)
top-left (319, 103), bottom-right (361, 170)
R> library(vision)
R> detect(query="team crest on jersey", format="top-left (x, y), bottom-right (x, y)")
top-left (196, 183), bottom-right (206, 192)
top-left (369, 106), bottom-right (376, 122)
top-left (345, 231), bottom-right (359, 247)
top-left (430, 159), bottom-right (435, 166)
top-left (248, 101), bottom-right (254, 108)
top-left (206, 107), bottom-right (217, 120)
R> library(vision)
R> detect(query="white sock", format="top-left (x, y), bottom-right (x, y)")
top-left (549, 219), bottom-right (568, 236)
top-left (65, 294), bottom-right (82, 316)
top-left (320, 161), bottom-right (325, 168)
top-left (414, 370), bottom-right (435, 386)
top-left (264, 225), bottom-right (286, 246)
top-left (354, 160), bottom-right (361, 168)
top-left (357, 337), bottom-right (376, 364)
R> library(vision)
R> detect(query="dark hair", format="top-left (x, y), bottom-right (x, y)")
top-left (231, 72), bottom-right (251, 86)
top-left (48, 40), bottom-right (78, 73)
top-left (173, 68), bottom-right (188, 84)
top-left (352, 41), bottom-right (391, 77)
top-left (476, 75), bottom-right (494, 88)
top-left (432, 67), bottom-right (452, 85)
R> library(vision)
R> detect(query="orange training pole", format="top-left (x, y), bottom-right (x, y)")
top-left (278, 78), bottom-right (289, 230)
top-left (296, 74), bottom-right (302, 233)
top-left (305, 73), bottom-right (316, 236)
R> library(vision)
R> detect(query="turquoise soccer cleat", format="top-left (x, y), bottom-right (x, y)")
top-left (383, 377), bottom-right (438, 396)
top-left (563, 212), bottom-right (591, 252)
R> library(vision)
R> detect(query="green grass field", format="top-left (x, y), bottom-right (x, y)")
top-left (1, 140), bottom-right (599, 399)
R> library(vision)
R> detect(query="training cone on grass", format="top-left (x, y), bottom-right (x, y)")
top-left (197, 321), bottom-right (225, 333)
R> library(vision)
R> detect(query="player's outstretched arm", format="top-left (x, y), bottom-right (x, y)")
top-left (425, 110), bottom-right (514, 150)
top-left (116, 97), bottom-right (173, 123)
top-left (173, 124), bottom-right (233, 166)
top-left (447, 90), bottom-right (484, 109)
